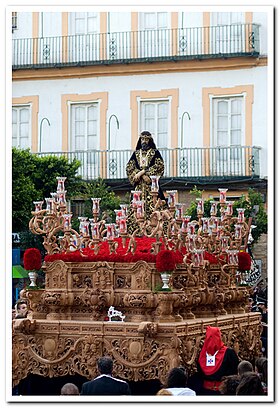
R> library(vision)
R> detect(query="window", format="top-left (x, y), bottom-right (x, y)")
top-left (140, 100), bottom-right (169, 148)
top-left (70, 103), bottom-right (99, 152)
top-left (12, 12), bottom-right (17, 32)
top-left (68, 12), bottom-right (100, 62)
top-left (73, 12), bottom-right (98, 35)
top-left (138, 12), bottom-right (170, 58)
top-left (212, 95), bottom-right (245, 175)
top-left (12, 106), bottom-right (31, 149)
top-left (211, 12), bottom-right (245, 53)
top-left (213, 96), bottom-right (244, 148)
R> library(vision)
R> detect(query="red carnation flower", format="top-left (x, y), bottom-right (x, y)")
top-left (23, 248), bottom-right (42, 271)
top-left (156, 250), bottom-right (176, 272)
top-left (238, 251), bottom-right (252, 271)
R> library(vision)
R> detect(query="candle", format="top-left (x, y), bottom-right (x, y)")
top-left (56, 176), bottom-right (67, 192)
top-left (196, 198), bottom-right (204, 215)
top-left (218, 188), bottom-right (228, 204)
top-left (187, 235), bottom-right (196, 252)
top-left (119, 217), bottom-right (127, 234)
top-left (227, 249), bottom-right (238, 265)
top-left (45, 197), bottom-right (55, 213)
top-left (58, 191), bottom-right (66, 205)
top-left (90, 221), bottom-right (100, 239)
top-left (78, 217), bottom-right (88, 234)
top-left (221, 236), bottom-right (229, 251)
top-left (106, 224), bottom-right (115, 240)
top-left (166, 190), bottom-right (177, 207)
top-left (181, 216), bottom-right (191, 232)
top-left (33, 201), bottom-right (44, 212)
top-left (82, 221), bottom-right (89, 236)
top-left (237, 208), bottom-right (245, 223)
top-left (202, 217), bottom-right (209, 233)
top-left (235, 224), bottom-right (242, 239)
top-left (225, 201), bottom-right (233, 216)
top-left (91, 198), bottom-right (101, 213)
top-left (210, 201), bottom-right (217, 216)
top-left (175, 203), bottom-right (184, 220)
top-left (63, 213), bottom-right (72, 230)
top-left (136, 201), bottom-right (144, 218)
top-left (131, 191), bottom-right (141, 208)
top-left (188, 222), bottom-right (196, 235)
top-left (114, 209), bottom-right (123, 224)
top-left (150, 175), bottom-right (160, 192)
top-left (120, 204), bottom-right (128, 216)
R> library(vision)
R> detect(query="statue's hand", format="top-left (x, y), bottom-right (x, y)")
top-left (142, 174), bottom-right (151, 184)
top-left (134, 169), bottom-right (145, 182)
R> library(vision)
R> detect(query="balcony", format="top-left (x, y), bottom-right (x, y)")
top-left (12, 24), bottom-right (260, 69)
top-left (36, 146), bottom-right (261, 184)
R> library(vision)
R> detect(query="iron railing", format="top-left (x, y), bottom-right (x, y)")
top-left (36, 146), bottom-right (261, 181)
top-left (12, 23), bottom-right (260, 69)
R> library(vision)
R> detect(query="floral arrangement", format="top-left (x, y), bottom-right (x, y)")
top-left (23, 248), bottom-right (42, 271)
top-left (156, 249), bottom-right (176, 273)
top-left (237, 251), bottom-right (252, 271)
top-left (43, 237), bottom-right (252, 272)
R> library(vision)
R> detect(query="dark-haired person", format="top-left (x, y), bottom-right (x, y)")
top-left (219, 375), bottom-right (240, 395)
top-left (80, 356), bottom-right (131, 395)
top-left (163, 367), bottom-right (196, 396)
top-left (14, 299), bottom-right (29, 319)
top-left (236, 372), bottom-right (265, 395)
top-left (237, 360), bottom-right (253, 377)
top-left (126, 131), bottom-right (166, 234)
top-left (197, 326), bottom-right (239, 395)
top-left (255, 357), bottom-right (268, 394)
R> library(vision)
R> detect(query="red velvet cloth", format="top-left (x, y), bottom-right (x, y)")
top-left (198, 326), bottom-right (228, 376)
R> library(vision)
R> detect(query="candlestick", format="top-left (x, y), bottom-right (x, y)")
top-left (166, 190), bottom-right (177, 207)
top-left (150, 175), bottom-right (160, 192)
top-left (33, 201), bottom-right (44, 213)
top-left (62, 213), bottom-right (72, 230)
top-left (210, 201), bottom-right (217, 216)
top-left (56, 176), bottom-right (67, 192)
top-left (237, 208), bottom-right (245, 223)
top-left (196, 198), bottom-right (204, 215)
top-left (218, 188), bottom-right (228, 204)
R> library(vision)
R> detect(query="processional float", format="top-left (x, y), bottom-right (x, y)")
top-left (12, 176), bottom-right (262, 386)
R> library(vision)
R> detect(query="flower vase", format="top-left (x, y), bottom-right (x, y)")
top-left (28, 271), bottom-right (38, 287)
top-left (160, 272), bottom-right (171, 290)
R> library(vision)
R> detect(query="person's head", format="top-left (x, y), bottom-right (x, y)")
top-left (236, 372), bottom-right (264, 395)
top-left (202, 326), bottom-right (224, 355)
top-left (166, 367), bottom-right (188, 388)
top-left (136, 131), bottom-right (156, 150)
top-left (157, 388), bottom-right (173, 395)
top-left (238, 360), bottom-right (254, 376)
top-left (255, 357), bottom-right (268, 384)
top-left (15, 299), bottom-right (28, 318)
top-left (97, 356), bottom-right (113, 375)
top-left (219, 375), bottom-right (240, 395)
top-left (61, 383), bottom-right (79, 395)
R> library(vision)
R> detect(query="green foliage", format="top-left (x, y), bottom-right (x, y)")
top-left (71, 178), bottom-right (121, 231)
top-left (12, 148), bottom-right (82, 232)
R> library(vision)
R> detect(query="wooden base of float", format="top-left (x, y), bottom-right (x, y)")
top-left (12, 260), bottom-right (262, 387)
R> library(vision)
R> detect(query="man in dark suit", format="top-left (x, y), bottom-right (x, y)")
top-left (80, 356), bottom-right (131, 395)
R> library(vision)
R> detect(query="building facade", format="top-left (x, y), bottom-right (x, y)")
top-left (11, 9), bottom-right (271, 250)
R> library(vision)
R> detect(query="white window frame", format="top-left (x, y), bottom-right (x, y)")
top-left (138, 97), bottom-right (171, 148)
top-left (210, 93), bottom-right (246, 176)
top-left (69, 101), bottom-right (100, 152)
top-left (210, 93), bottom-right (245, 148)
top-left (12, 104), bottom-right (31, 149)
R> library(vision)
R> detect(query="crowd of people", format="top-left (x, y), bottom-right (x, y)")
top-left (58, 352), bottom-right (267, 397)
